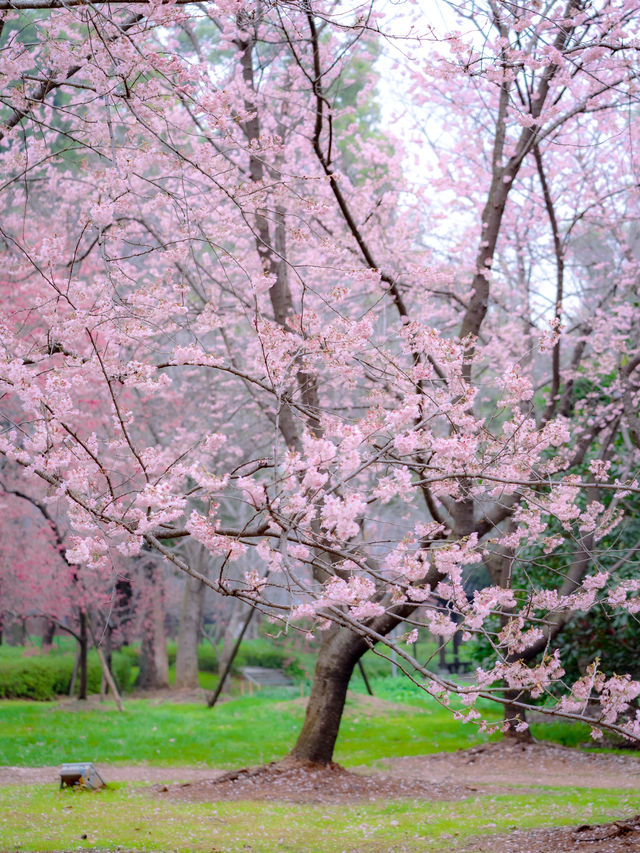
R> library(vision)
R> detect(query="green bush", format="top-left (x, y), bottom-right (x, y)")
top-left (0, 656), bottom-right (73, 700)
top-left (197, 644), bottom-right (217, 673)
top-left (165, 641), bottom-right (217, 672)
top-left (229, 638), bottom-right (304, 679)
top-left (119, 644), bottom-right (140, 665)
top-left (0, 650), bottom-right (133, 700)
top-left (130, 637), bottom-right (305, 680)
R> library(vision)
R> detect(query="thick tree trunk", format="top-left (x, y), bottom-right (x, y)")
top-left (78, 610), bottom-right (88, 700)
top-left (113, 577), bottom-right (133, 646)
top-left (6, 617), bottom-right (26, 646)
top-left (175, 572), bottom-right (207, 689)
top-left (138, 561), bottom-right (169, 689)
top-left (289, 628), bottom-right (367, 765)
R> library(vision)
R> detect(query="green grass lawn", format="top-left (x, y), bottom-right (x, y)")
top-left (0, 689), bottom-right (504, 769)
top-left (0, 686), bottom-right (633, 852)
top-left (0, 781), bottom-right (636, 852)
top-left (0, 677), bottom-right (601, 770)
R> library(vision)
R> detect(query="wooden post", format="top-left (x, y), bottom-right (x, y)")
top-left (357, 660), bottom-right (374, 696)
top-left (86, 618), bottom-right (124, 712)
top-left (95, 645), bottom-right (124, 712)
top-left (207, 605), bottom-right (256, 708)
top-left (69, 647), bottom-right (80, 697)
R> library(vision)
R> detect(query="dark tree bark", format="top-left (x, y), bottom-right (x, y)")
top-left (41, 619), bottom-right (56, 652)
top-left (289, 627), bottom-right (367, 765)
top-left (8, 617), bottom-right (27, 646)
top-left (78, 609), bottom-right (88, 700)
top-left (137, 561), bottom-right (169, 689)
top-left (502, 688), bottom-right (533, 742)
top-left (69, 647), bottom-right (80, 696)
top-left (113, 577), bottom-right (133, 648)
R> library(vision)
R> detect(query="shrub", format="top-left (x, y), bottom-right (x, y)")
top-left (166, 641), bottom-right (218, 672)
top-left (228, 638), bottom-right (304, 678)
top-left (0, 656), bottom-right (72, 700)
top-left (119, 644), bottom-right (140, 665)
top-left (197, 644), bottom-right (217, 673)
top-left (0, 649), bottom-right (133, 700)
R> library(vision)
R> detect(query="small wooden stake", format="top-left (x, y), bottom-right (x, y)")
top-left (95, 646), bottom-right (124, 712)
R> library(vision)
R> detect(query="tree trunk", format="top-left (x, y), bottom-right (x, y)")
top-left (138, 561), bottom-right (169, 689)
top-left (175, 553), bottom-right (208, 689)
top-left (439, 639), bottom-right (447, 671)
top-left (69, 647), bottom-right (80, 696)
top-left (7, 617), bottom-right (27, 646)
top-left (78, 610), bottom-right (88, 700)
top-left (289, 628), bottom-right (367, 765)
top-left (502, 688), bottom-right (533, 742)
top-left (41, 619), bottom-right (56, 652)
top-left (113, 577), bottom-right (133, 647)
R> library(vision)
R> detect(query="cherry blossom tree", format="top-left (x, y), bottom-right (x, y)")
top-left (0, 471), bottom-right (122, 698)
top-left (1, 0), bottom-right (640, 764)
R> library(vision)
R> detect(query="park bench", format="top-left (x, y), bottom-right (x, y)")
top-left (241, 666), bottom-right (293, 688)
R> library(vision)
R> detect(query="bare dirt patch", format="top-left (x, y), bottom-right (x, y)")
top-left (53, 687), bottom-right (211, 709)
top-left (152, 757), bottom-right (476, 804)
top-left (458, 814), bottom-right (640, 852)
top-left (378, 740), bottom-right (640, 790)
top-left (0, 764), bottom-right (223, 787)
top-left (6, 740), bottom-right (640, 801)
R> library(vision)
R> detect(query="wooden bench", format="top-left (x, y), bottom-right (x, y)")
top-left (241, 666), bottom-right (293, 687)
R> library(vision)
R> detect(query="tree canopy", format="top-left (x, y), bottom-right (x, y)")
top-left (1, 0), bottom-right (640, 751)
